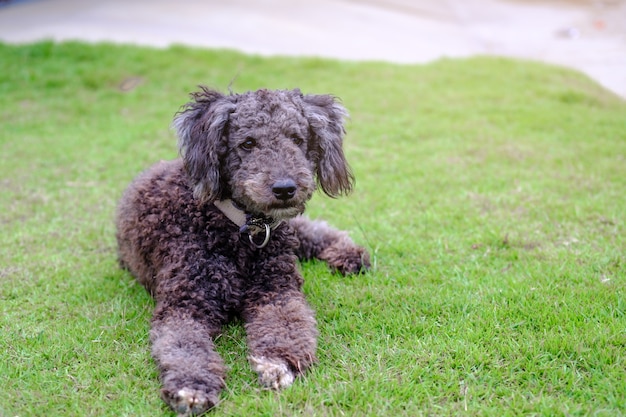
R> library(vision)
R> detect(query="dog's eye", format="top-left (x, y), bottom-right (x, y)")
top-left (291, 135), bottom-right (304, 146)
top-left (240, 137), bottom-right (257, 151)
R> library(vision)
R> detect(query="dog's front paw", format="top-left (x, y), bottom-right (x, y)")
top-left (249, 356), bottom-right (295, 390)
top-left (162, 386), bottom-right (219, 416)
top-left (321, 244), bottom-right (371, 275)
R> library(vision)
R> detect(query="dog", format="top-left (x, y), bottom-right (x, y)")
top-left (115, 87), bottom-right (370, 415)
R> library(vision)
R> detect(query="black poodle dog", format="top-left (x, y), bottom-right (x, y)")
top-left (116, 87), bottom-right (370, 415)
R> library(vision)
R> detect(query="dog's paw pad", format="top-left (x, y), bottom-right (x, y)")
top-left (249, 355), bottom-right (295, 390)
top-left (164, 387), bottom-right (217, 416)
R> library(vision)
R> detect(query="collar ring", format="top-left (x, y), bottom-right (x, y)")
top-left (248, 223), bottom-right (271, 249)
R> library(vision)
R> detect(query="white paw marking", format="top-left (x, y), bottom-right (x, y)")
top-left (174, 388), bottom-right (211, 416)
top-left (249, 355), bottom-right (295, 390)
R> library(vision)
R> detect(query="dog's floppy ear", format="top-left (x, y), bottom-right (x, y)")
top-left (301, 93), bottom-right (354, 197)
top-left (173, 86), bottom-right (236, 202)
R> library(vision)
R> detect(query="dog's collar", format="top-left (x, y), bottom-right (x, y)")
top-left (213, 199), bottom-right (282, 249)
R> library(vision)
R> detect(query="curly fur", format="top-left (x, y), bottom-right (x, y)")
top-left (116, 88), bottom-right (370, 415)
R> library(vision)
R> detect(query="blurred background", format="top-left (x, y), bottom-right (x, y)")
top-left (0, 0), bottom-right (624, 98)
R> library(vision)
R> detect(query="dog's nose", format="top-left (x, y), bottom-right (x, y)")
top-left (272, 179), bottom-right (297, 201)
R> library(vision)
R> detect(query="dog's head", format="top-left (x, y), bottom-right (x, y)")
top-left (173, 87), bottom-right (354, 220)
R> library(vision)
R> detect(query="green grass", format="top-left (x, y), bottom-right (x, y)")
top-left (1, 41), bottom-right (625, 416)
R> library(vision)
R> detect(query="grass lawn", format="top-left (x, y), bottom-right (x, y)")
top-left (1, 41), bottom-right (625, 417)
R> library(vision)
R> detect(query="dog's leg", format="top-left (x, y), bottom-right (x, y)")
top-left (289, 216), bottom-right (371, 275)
top-left (244, 292), bottom-right (318, 389)
top-left (149, 264), bottom-right (237, 416)
top-left (242, 260), bottom-right (318, 389)
top-left (151, 313), bottom-right (224, 416)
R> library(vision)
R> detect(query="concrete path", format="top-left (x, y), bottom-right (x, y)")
top-left (0, 0), bottom-right (624, 98)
